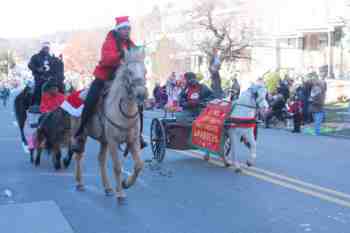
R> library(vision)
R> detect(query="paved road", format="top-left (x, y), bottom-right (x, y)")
top-left (1, 100), bottom-right (350, 233)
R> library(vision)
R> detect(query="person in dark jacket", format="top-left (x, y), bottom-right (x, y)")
top-left (302, 79), bottom-right (313, 123)
top-left (264, 79), bottom-right (290, 128)
top-left (28, 42), bottom-right (53, 106)
top-left (179, 72), bottom-right (214, 116)
top-left (277, 79), bottom-right (290, 100)
top-left (49, 54), bottom-right (65, 93)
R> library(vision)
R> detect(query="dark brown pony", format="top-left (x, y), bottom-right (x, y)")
top-left (35, 108), bottom-right (74, 170)
top-left (14, 85), bottom-right (74, 169)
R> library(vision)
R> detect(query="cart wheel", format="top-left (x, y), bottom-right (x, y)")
top-left (151, 119), bottom-right (166, 162)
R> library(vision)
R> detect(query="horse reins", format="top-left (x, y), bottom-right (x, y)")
top-left (100, 64), bottom-right (140, 131)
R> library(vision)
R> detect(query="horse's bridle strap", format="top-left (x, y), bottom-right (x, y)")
top-left (119, 98), bottom-right (139, 119)
top-left (101, 110), bottom-right (138, 132)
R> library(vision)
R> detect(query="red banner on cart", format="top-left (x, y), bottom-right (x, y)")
top-left (192, 100), bottom-right (232, 152)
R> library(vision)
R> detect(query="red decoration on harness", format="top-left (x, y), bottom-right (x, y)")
top-left (226, 117), bottom-right (256, 128)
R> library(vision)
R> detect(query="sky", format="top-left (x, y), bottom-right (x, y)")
top-left (0, 0), bottom-right (347, 39)
top-left (0, 0), bottom-right (191, 39)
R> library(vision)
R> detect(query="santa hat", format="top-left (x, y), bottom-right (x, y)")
top-left (41, 41), bottom-right (51, 48)
top-left (114, 16), bottom-right (130, 30)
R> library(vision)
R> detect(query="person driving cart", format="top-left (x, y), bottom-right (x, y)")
top-left (179, 72), bottom-right (214, 117)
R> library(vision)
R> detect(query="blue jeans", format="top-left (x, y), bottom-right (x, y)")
top-left (313, 112), bottom-right (325, 136)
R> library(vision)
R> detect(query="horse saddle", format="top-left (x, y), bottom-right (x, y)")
top-left (79, 81), bottom-right (112, 101)
top-left (27, 105), bottom-right (42, 128)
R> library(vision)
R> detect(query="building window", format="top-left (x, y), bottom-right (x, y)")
top-left (279, 38), bottom-right (297, 49)
top-left (304, 33), bottom-right (327, 51)
top-left (319, 33), bottom-right (328, 49)
top-left (334, 27), bottom-right (343, 46)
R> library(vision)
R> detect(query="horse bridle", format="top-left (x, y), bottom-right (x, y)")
top-left (101, 62), bottom-right (143, 131)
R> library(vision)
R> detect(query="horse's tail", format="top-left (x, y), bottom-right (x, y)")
top-left (13, 88), bottom-right (30, 129)
top-left (14, 89), bottom-right (31, 145)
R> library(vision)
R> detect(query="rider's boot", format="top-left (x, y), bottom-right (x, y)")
top-left (72, 79), bottom-right (104, 153)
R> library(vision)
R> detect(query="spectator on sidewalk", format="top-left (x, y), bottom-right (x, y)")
top-left (309, 79), bottom-right (327, 136)
top-left (288, 95), bottom-right (303, 133)
top-left (302, 77), bottom-right (313, 124)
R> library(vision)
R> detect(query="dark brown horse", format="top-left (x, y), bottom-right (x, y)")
top-left (14, 86), bottom-right (32, 148)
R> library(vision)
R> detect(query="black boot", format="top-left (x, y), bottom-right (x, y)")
top-left (72, 79), bottom-right (105, 153)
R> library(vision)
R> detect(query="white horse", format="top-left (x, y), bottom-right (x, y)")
top-left (226, 84), bottom-right (268, 172)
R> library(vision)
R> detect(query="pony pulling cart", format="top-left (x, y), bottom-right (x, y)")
top-left (150, 84), bottom-right (268, 171)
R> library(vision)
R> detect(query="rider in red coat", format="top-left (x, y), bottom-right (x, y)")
top-left (73, 16), bottom-right (146, 153)
top-left (93, 29), bottom-right (134, 81)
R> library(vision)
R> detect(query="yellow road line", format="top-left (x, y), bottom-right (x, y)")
top-left (185, 149), bottom-right (350, 202)
top-left (145, 134), bottom-right (350, 208)
top-left (174, 149), bottom-right (350, 209)
top-left (247, 165), bottom-right (350, 201)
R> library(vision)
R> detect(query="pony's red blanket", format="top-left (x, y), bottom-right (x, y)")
top-left (66, 90), bottom-right (84, 108)
top-left (40, 90), bottom-right (84, 114)
top-left (40, 92), bottom-right (65, 113)
top-left (192, 100), bottom-right (231, 152)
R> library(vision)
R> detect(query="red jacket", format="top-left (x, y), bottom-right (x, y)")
top-left (288, 101), bottom-right (303, 114)
top-left (93, 31), bottom-right (135, 80)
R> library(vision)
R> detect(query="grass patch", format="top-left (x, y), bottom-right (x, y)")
top-left (326, 128), bottom-right (350, 137)
top-left (325, 101), bottom-right (349, 110)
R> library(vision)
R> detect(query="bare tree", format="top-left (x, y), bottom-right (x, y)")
top-left (63, 30), bottom-right (105, 76)
top-left (190, 0), bottom-right (252, 97)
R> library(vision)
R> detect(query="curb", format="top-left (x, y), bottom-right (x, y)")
top-left (258, 125), bottom-right (350, 140)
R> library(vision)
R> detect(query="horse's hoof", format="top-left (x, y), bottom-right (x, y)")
top-left (235, 167), bottom-right (243, 173)
top-left (122, 180), bottom-right (130, 190)
top-left (54, 163), bottom-right (62, 170)
top-left (63, 158), bottom-right (70, 168)
top-left (117, 196), bottom-right (127, 205)
top-left (246, 160), bottom-right (255, 167)
top-left (34, 160), bottom-right (40, 167)
top-left (105, 189), bottom-right (114, 197)
top-left (116, 192), bottom-right (127, 205)
top-left (76, 184), bottom-right (85, 192)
